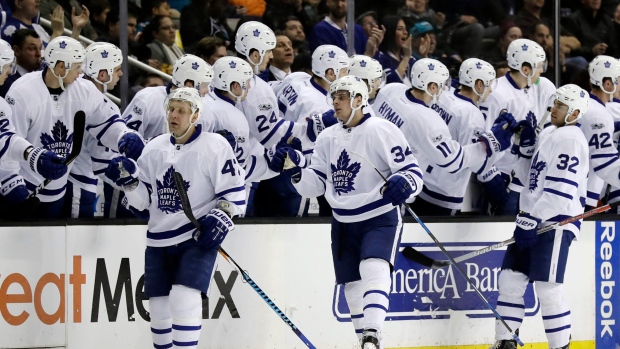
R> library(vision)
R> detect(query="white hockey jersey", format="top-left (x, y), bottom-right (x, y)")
top-left (5, 70), bottom-right (127, 202)
top-left (0, 96), bottom-right (32, 190)
top-left (605, 98), bottom-right (620, 204)
top-left (126, 126), bottom-right (246, 247)
top-left (429, 89), bottom-right (499, 209)
top-left (372, 83), bottom-right (489, 208)
top-left (121, 85), bottom-right (170, 140)
top-left (518, 125), bottom-right (588, 238)
top-left (200, 90), bottom-right (277, 183)
top-left (578, 94), bottom-right (620, 206)
top-left (293, 114), bottom-right (423, 222)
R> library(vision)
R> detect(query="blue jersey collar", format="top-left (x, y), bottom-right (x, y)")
top-left (406, 89), bottom-right (428, 107)
top-left (344, 112), bottom-right (372, 128)
top-left (311, 77), bottom-right (328, 96)
top-left (214, 89), bottom-right (236, 106)
top-left (454, 89), bottom-right (476, 106)
top-left (165, 82), bottom-right (174, 95)
top-left (613, 98), bottom-right (620, 103)
top-left (590, 92), bottom-right (605, 106)
top-left (505, 72), bottom-right (522, 90)
top-left (169, 124), bottom-right (202, 145)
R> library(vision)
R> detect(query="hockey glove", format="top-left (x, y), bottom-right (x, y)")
top-left (118, 131), bottom-right (145, 161)
top-left (1, 175), bottom-right (29, 204)
top-left (307, 110), bottom-right (338, 142)
top-left (105, 156), bottom-right (139, 189)
top-left (26, 147), bottom-right (68, 180)
top-left (514, 213), bottom-right (541, 249)
top-left (478, 170), bottom-right (509, 207)
top-left (268, 146), bottom-right (288, 172)
top-left (381, 172), bottom-right (416, 206)
top-left (479, 121), bottom-right (513, 157)
top-left (195, 208), bottom-right (235, 250)
top-left (512, 120), bottom-right (536, 159)
top-left (493, 110), bottom-right (520, 132)
top-left (215, 129), bottom-right (237, 152)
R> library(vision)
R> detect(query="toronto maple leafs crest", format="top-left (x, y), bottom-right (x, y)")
top-left (529, 152), bottom-right (546, 192)
top-left (475, 62), bottom-right (482, 69)
top-left (40, 120), bottom-right (74, 158)
top-left (101, 50), bottom-right (108, 58)
top-left (59, 41), bottom-right (67, 49)
top-left (229, 61), bottom-right (236, 68)
top-left (156, 166), bottom-right (190, 214)
top-left (605, 61), bottom-right (611, 68)
top-left (428, 63), bottom-right (435, 70)
top-left (253, 29), bottom-right (260, 37)
top-left (580, 91), bottom-right (585, 98)
top-left (192, 62), bottom-right (199, 70)
top-left (331, 150), bottom-right (361, 195)
top-left (360, 60), bottom-right (367, 67)
top-left (328, 51), bottom-right (336, 58)
top-left (521, 44), bottom-right (528, 51)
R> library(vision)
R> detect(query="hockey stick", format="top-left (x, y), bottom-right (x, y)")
top-left (350, 151), bottom-right (524, 347)
top-left (172, 171), bottom-right (317, 349)
top-left (403, 201), bottom-right (616, 269)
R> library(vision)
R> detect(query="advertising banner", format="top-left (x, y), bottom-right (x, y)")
top-left (595, 221), bottom-right (620, 349)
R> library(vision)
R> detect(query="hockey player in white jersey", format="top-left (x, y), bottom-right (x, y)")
top-left (105, 88), bottom-right (245, 349)
top-left (480, 38), bottom-right (556, 215)
top-left (373, 58), bottom-right (515, 216)
top-left (107, 54), bottom-right (214, 218)
top-left (5, 36), bottom-right (143, 218)
top-left (0, 38), bottom-right (68, 215)
top-left (490, 84), bottom-right (589, 349)
top-left (270, 75), bottom-right (423, 348)
top-left (348, 55), bottom-right (385, 103)
top-left (429, 58), bottom-right (508, 214)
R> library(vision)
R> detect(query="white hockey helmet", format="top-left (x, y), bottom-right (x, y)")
top-left (235, 21), bottom-right (276, 72)
top-left (410, 58), bottom-right (449, 101)
top-left (83, 42), bottom-right (123, 93)
top-left (171, 54), bottom-right (214, 92)
top-left (45, 36), bottom-right (85, 90)
top-left (506, 38), bottom-right (546, 85)
top-left (459, 58), bottom-right (495, 91)
top-left (212, 56), bottom-right (253, 102)
top-left (312, 45), bottom-right (349, 84)
top-left (164, 87), bottom-right (204, 139)
top-left (0, 39), bottom-right (15, 75)
top-left (588, 55), bottom-right (620, 94)
top-left (554, 84), bottom-right (589, 124)
top-left (348, 54), bottom-right (385, 97)
top-left (329, 75), bottom-right (369, 126)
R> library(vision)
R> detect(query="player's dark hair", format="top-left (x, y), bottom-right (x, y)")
top-left (106, 4), bottom-right (139, 27)
top-left (195, 36), bottom-right (226, 59)
top-left (509, 62), bottom-right (532, 74)
top-left (12, 29), bottom-right (39, 49)
top-left (291, 53), bottom-right (311, 73)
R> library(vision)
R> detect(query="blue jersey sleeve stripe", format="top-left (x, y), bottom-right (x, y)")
top-left (437, 146), bottom-right (463, 169)
top-left (422, 186), bottom-right (464, 204)
top-left (591, 153), bottom-right (618, 159)
top-left (69, 173), bottom-right (98, 185)
top-left (94, 117), bottom-right (124, 142)
top-left (312, 168), bottom-right (327, 180)
top-left (448, 152), bottom-right (465, 174)
top-left (545, 176), bottom-right (578, 188)
top-left (0, 134), bottom-right (12, 158)
top-left (587, 190), bottom-right (600, 200)
top-left (332, 197), bottom-right (392, 216)
top-left (259, 119), bottom-right (287, 145)
top-left (147, 220), bottom-right (196, 240)
top-left (475, 157), bottom-right (488, 175)
top-left (543, 188), bottom-right (573, 200)
top-left (594, 156), bottom-right (620, 172)
top-left (91, 157), bottom-right (111, 164)
top-left (215, 186), bottom-right (245, 197)
top-left (245, 155), bottom-right (257, 180)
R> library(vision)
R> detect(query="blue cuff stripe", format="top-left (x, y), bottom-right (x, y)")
top-left (497, 301), bottom-right (525, 309)
top-left (154, 343), bottom-right (172, 349)
top-left (397, 163), bottom-right (420, 172)
top-left (587, 191), bottom-right (600, 200)
top-left (69, 173), bottom-right (98, 185)
top-left (151, 327), bottom-right (172, 334)
top-left (215, 186), bottom-right (245, 197)
top-left (542, 311), bottom-right (570, 320)
top-left (91, 157), bottom-right (111, 164)
top-left (544, 188), bottom-right (573, 200)
top-left (545, 176), bottom-right (578, 188)
top-left (172, 324), bottom-right (202, 331)
top-left (545, 324), bottom-right (571, 333)
top-left (355, 329), bottom-right (364, 333)
top-left (437, 146), bottom-right (462, 169)
top-left (449, 152), bottom-right (465, 174)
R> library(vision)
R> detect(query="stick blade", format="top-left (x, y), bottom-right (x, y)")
top-left (401, 247), bottom-right (435, 268)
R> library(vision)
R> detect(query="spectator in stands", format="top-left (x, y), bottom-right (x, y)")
top-left (180, 0), bottom-right (233, 53)
top-left (516, 0), bottom-right (550, 38)
top-left (568, 0), bottom-right (617, 60)
top-left (308, 0), bottom-right (383, 56)
top-left (142, 15), bottom-right (185, 74)
top-left (89, 0), bottom-right (110, 38)
top-left (280, 16), bottom-right (309, 55)
top-left (615, 2), bottom-right (620, 52)
top-left (2, 0), bottom-right (59, 45)
top-left (40, 0), bottom-right (97, 40)
top-left (96, 6), bottom-right (138, 46)
top-left (480, 20), bottom-right (522, 67)
top-left (228, 0), bottom-right (265, 19)
top-left (410, 21), bottom-right (432, 60)
top-left (136, 0), bottom-right (171, 40)
top-left (263, 0), bottom-right (314, 39)
top-left (0, 28), bottom-right (41, 97)
top-left (141, 73), bottom-right (166, 87)
top-left (194, 36), bottom-right (227, 64)
top-left (398, 0), bottom-right (445, 30)
top-left (530, 22), bottom-right (566, 83)
top-left (495, 61), bottom-right (510, 78)
top-left (377, 15), bottom-right (409, 76)
top-left (260, 33), bottom-right (293, 82)
top-left (357, 11), bottom-right (379, 38)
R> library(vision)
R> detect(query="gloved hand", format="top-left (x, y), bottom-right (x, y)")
top-left (195, 208), bottom-right (235, 250)
top-left (215, 129), bottom-right (237, 152)
top-left (513, 120), bottom-right (536, 159)
top-left (275, 130), bottom-right (302, 151)
top-left (514, 213), bottom-right (541, 249)
top-left (307, 110), bottom-right (338, 142)
top-left (479, 172), bottom-right (509, 207)
top-left (381, 172), bottom-right (416, 206)
top-left (118, 131), bottom-right (145, 161)
top-left (27, 147), bottom-right (67, 180)
top-left (493, 110), bottom-right (520, 132)
top-left (268, 146), bottom-right (289, 173)
top-left (105, 156), bottom-right (139, 189)
top-left (1, 175), bottom-right (29, 204)
top-left (282, 147), bottom-right (306, 169)
top-left (479, 121), bottom-right (513, 157)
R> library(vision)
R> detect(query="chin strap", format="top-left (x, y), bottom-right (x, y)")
top-left (171, 111), bottom-right (199, 140)
top-left (50, 67), bottom-right (70, 90)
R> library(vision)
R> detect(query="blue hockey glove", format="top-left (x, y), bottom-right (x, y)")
top-left (105, 156), bottom-right (139, 188)
top-left (195, 208), bottom-right (235, 250)
top-left (27, 147), bottom-right (67, 180)
top-left (275, 130), bottom-right (302, 151)
top-left (282, 147), bottom-right (306, 169)
top-left (514, 213), bottom-right (541, 249)
top-left (307, 110), bottom-right (338, 142)
top-left (1, 175), bottom-right (29, 204)
top-left (268, 146), bottom-right (288, 173)
top-left (493, 110), bottom-right (520, 132)
top-left (479, 172), bottom-right (509, 207)
top-left (215, 129), bottom-right (237, 152)
top-left (479, 121), bottom-right (513, 157)
top-left (513, 120), bottom-right (536, 159)
top-left (118, 132), bottom-right (145, 161)
top-left (381, 173), bottom-right (416, 206)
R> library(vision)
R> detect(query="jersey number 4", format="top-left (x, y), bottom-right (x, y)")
top-left (221, 159), bottom-right (241, 176)
top-left (391, 146), bottom-right (413, 163)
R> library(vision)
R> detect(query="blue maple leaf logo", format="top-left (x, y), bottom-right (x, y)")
top-left (330, 150), bottom-right (361, 195)
top-left (229, 61), bottom-right (237, 68)
top-left (253, 29), bottom-right (260, 37)
top-left (40, 120), bottom-right (74, 158)
top-left (59, 41), bottom-right (67, 49)
top-left (525, 111), bottom-right (537, 128)
top-left (521, 44), bottom-right (528, 51)
top-left (428, 63), bottom-right (435, 71)
top-left (580, 91), bottom-right (585, 98)
top-left (328, 51), bottom-right (335, 58)
top-left (101, 50), bottom-right (108, 58)
top-left (529, 152), bottom-right (546, 192)
top-left (192, 62), bottom-right (199, 70)
top-left (156, 166), bottom-right (190, 214)
top-left (605, 61), bottom-right (611, 68)
top-left (475, 62), bottom-right (482, 69)
top-left (360, 60), bottom-right (367, 67)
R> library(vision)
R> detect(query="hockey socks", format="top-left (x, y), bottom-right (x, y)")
top-left (344, 280), bottom-right (365, 340)
top-left (170, 285), bottom-right (203, 349)
top-left (149, 296), bottom-right (172, 349)
top-left (537, 282), bottom-right (571, 348)
top-left (360, 258), bottom-right (391, 333)
top-left (495, 270), bottom-right (528, 340)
